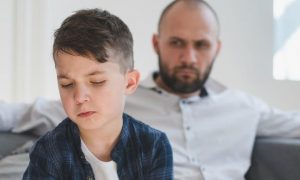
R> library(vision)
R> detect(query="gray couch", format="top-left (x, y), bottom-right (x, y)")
top-left (245, 137), bottom-right (300, 180)
top-left (1, 132), bottom-right (300, 179)
top-left (0, 132), bottom-right (37, 160)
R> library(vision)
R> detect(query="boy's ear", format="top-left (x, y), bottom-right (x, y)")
top-left (125, 70), bottom-right (140, 95)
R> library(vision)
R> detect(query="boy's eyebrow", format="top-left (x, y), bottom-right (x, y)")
top-left (57, 74), bottom-right (68, 79)
top-left (57, 70), bottom-right (105, 79)
top-left (88, 70), bottom-right (105, 76)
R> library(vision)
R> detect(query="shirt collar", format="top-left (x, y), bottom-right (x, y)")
top-left (110, 114), bottom-right (131, 165)
top-left (69, 115), bottom-right (131, 167)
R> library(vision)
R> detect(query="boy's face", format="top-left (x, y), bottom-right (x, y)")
top-left (55, 52), bottom-right (139, 131)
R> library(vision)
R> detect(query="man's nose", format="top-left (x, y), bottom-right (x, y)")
top-left (180, 47), bottom-right (197, 64)
top-left (74, 86), bottom-right (89, 104)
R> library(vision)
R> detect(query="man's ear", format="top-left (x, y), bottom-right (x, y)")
top-left (125, 70), bottom-right (140, 95)
top-left (216, 39), bottom-right (222, 57)
top-left (152, 33), bottom-right (160, 54)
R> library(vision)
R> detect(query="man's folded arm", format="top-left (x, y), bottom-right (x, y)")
top-left (0, 98), bottom-right (66, 135)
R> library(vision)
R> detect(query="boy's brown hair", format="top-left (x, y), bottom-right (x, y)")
top-left (53, 8), bottom-right (134, 73)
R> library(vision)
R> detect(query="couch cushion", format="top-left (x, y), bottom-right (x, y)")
top-left (245, 137), bottom-right (300, 180)
top-left (0, 132), bottom-right (37, 159)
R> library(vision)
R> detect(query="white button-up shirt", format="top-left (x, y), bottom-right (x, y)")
top-left (1, 73), bottom-right (300, 180)
top-left (125, 74), bottom-right (300, 180)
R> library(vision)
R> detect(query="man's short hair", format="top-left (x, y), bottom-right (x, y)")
top-left (53, 8), bottom-right (134, 72)
top-left (158, 0), bottom-right (220, 35)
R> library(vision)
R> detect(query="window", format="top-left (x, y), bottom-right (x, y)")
top-left (273, 0), bottom-right (300, 81)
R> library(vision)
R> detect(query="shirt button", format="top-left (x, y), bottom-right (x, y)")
top-left (186, 126), bottom-right (191, 130)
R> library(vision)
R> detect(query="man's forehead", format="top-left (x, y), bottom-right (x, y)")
top-left (163, 32), bottom-right (216, 44)
top-left (160, 18), bottom-right (218, 42)
top-left (159, 1), bottom-right (219, 37)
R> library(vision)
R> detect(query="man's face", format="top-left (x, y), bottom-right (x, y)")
top-left (55, 52), bottom-right (132, 131)
top-left (153, 3), bottom-right (221, 94)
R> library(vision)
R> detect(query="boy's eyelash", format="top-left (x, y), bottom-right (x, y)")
top-left (61, 84), bottom-right (73, 88)
top-left (91, 80), bottom-right (106, 85)
top-left (59, 80), bottom-right (106, 88)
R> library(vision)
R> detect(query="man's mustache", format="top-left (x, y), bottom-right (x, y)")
top-left (174, 65), bottom-right (199, 74)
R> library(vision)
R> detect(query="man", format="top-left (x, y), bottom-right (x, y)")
top-left (1, 0), bottom-right (300, 179)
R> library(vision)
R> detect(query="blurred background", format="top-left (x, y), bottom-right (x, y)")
top-left (0, 0), bottom-right (299, 110)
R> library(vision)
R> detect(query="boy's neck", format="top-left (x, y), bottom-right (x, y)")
top-left (80, 118), bottom-right (123, 162)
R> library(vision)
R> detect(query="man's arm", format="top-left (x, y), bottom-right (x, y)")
top-left (0, 101), bottom-right (31, 131)
top-left (0, 98), bottom-right (66, 136)
top-left (253, 96), bottom-right (300, 137)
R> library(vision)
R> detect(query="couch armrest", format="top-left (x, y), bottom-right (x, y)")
top-left (245, 137), bottom-right (300, 180)
top-left (0, 132), bottom-right (37, 159)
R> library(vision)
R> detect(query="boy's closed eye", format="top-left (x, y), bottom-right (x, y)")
top-left (90, 80), bottom-right (106, 86)
top-left (58, 79), bottom-right (73, 88)
top-left (60, 83), bottom-right (73, 88)
top-left (58, 79), bottom-right (106, 89)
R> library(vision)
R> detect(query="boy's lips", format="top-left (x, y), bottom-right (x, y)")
top-left (77, 111), bottom-right (96, 118)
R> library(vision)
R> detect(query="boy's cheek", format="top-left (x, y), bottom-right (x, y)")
top-left (58, 87), bottom-right (66, 96)
top-left (60, 94), bottom-right (73, 110)
top-left (62, 101), bottom-right (74, 117)
top-left (59, 89), bottom-right (71, 98)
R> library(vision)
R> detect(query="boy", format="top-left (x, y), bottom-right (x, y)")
top-left (23, 8), bottom-right (173, 180)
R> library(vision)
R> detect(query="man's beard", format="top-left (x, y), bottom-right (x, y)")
top-left (158, 56), bottom-right (214, 94)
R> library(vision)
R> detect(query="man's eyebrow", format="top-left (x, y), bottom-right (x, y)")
top-left (169, 36), bottom-right (183, 41)
top-left (194, 39), bottom-right (209, 44)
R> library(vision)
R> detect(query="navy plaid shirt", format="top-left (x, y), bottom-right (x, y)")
top-left (23, 113), bottom-right (173, 180)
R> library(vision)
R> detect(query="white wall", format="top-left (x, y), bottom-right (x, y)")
top-left (0, 0), bottom-right (171, 102)
top-left (209, 0), bottom-right (300, 111)
top-left (0, 0), bottom-right (15, 101)
top-left (0, 0), bottom-right (299, 110)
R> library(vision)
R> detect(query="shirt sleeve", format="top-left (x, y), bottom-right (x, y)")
top-left (149, 133), bottom-right (174, 180)
top-left (0, 101), bottom-right (31, 131)
top-left (253, 96), bottom-right (300, 137)
top-left (22, 140), bottom-right (58, 180)
top-left (0, 98), bottom-right (66, 136)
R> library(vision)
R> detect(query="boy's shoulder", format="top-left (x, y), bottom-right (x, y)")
top-left (117, 114), bottom-right (172, 170)
top-left (36, 118), bottom-right (71, 143)
top-left (125, 113), bottom-right (166, 135)
top-left (31, 118), bottom-right (75, 155)
top-left (123, 113), bottom-right (169, 146)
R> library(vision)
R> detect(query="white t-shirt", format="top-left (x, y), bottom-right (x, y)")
top-left (81, 139), bottom-right (118, 180)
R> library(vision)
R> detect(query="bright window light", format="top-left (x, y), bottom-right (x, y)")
top-left (273, 0), bottom-right (300, 81)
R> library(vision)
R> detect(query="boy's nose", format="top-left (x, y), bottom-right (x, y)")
top-left (74, 87), bottom-right (89, 104)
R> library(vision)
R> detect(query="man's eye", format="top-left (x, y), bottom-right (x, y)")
top-left (195, 41), bottom-right (209, 49)
top-left (170, 40), bottom-right (183, 47)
